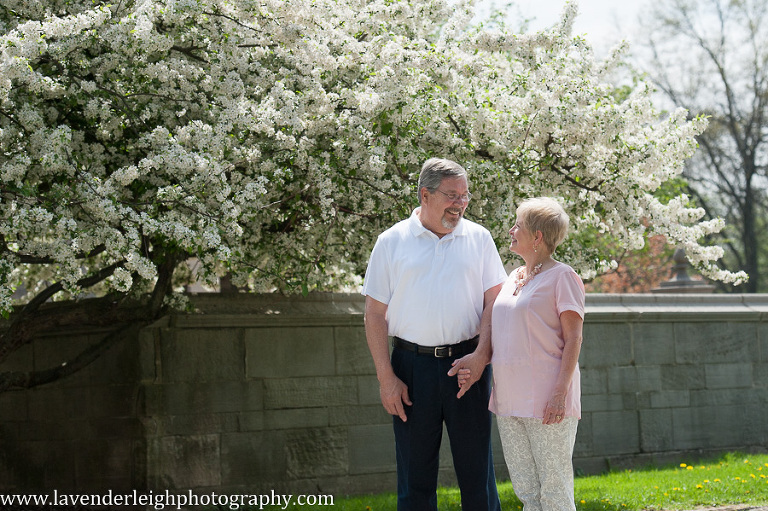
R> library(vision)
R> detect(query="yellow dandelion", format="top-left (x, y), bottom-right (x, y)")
top-left (680, 463), bottom-right (688, 468)
top-left (751, 474), bottom-right (756, 479)
top-left (687, 466), bottom-right (694, 470)
top-left (697, 484), bottom-right (703, 489)
top-left (704, 480), bottom-right (710, 483)
top-left (581, 500), bottom-right (586, 504)
top-left (715, 479), bottom-right (721, 482)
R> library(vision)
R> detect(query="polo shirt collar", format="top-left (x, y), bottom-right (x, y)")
top-left (409, 207), bottom-right (466, 238)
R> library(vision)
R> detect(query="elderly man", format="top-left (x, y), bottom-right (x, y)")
top-left (362, 158), bottom-right (506, 511)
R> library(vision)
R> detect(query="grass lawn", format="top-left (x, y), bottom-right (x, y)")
top-left (262, 452), bottom-right (768, 510)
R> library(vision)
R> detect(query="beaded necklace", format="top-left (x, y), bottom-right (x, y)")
top-left (513, 263), bottom-right (543, 296)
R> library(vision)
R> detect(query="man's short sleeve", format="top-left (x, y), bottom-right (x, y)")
top-left (361, 236), bottom-right (392, 305)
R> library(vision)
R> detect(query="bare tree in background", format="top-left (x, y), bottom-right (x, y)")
top-left (641, 0), bottom-right (768, 292)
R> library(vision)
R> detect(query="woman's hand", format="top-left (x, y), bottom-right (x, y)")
top-left (447, 353), bottom-right (486, 398)
top-left (542, 392), bottom-right (566, 425)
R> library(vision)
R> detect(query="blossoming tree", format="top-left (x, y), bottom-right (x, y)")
top-left (0, 0), bottom-right (747, 387)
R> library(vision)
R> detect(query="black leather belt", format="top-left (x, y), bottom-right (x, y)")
top-left (392, 336), bottom-right (479, 358)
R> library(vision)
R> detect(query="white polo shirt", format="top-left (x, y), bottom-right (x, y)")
top-left (362, 208), bottom-right (507, 347)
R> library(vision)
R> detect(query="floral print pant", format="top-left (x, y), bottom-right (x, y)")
top-left (497, 416), bottom-right (579, 511)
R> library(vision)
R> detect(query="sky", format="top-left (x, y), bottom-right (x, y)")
top-left (474, 0), bottom-right (651, 54)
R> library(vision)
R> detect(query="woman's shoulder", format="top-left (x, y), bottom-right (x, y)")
top-left (550, 260), bottom-right (577, 274)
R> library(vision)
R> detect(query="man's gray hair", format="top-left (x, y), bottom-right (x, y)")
top-left (417, 158), bottom-right (468, 203)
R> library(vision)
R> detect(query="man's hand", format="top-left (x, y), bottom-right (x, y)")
top-left (447, 352), bottom-right (486, 398)
top-left (379, 372), bottom-right (412, 422)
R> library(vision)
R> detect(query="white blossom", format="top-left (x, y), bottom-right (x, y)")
top-left (0, 0), bottom-right (748, 313)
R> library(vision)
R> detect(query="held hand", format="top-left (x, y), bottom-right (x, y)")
top-left (448, 353), bottom-right (485, 399)
top-left (379, 373), bottom-right (412, 422)
top-left (542, 393), bottom-right (566, 425)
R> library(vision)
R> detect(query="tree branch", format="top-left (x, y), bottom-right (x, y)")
top-left (0, 260), bottom-right (125, 363)
top-left (0, 322), bottom-right (142, 392)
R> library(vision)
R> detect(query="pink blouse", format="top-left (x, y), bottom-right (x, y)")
top-left (489, 261), bottom-right (585, 419)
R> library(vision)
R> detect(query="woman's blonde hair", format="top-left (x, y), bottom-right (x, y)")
top-left (516, 197), bottom-right (569, 254)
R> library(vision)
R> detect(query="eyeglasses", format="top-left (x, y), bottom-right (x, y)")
top-left (434, 189), bottom-right (472, 203)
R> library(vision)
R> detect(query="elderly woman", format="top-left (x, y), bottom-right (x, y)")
top-left (457, 196), bottom-right (585, 511)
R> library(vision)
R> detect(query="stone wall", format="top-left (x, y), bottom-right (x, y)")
top-left (0, 293), bottom-right (767, 495)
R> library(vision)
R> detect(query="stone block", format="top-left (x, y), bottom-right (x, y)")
top-left (238, 411), bottom-right (265, 432)
top-left (1, 438), bottom-right (50, 490)
top-left (622, 392), bottom-right (638, 410)
top-left (689, 387), bottom-right (763, 407)
top-left (634, 323), bottom-right (676, 365)
top-left (85, 332), bottom-right (142, 386)
top-left (589, 411), bottom-right (639, 455)
top-left (264, 377), bottom-right (358, 409)
top-left (159, 328), bottom-right (244, 383)
top-left (139, 328), bottom-right (158, 382)
top-left (582, 393), bottom-right (624, 412)
top-left (704, 363), bottom-right (753, 389)
top-left (580, 367), bottom-right (608, 395)
top-left (672, 405), bottom-right (764, 449)
top-left (89, 417), bottom-right (143, 439)
top-left (0, 390), bottom-right (27, 421)
top-left (286, 427), bottom-right (348, 478)
top-left (148, 434), bottom-right (221, 489)
top-left (759, 323), bottom-right (768, 361)
top-left (674, 322), bottom-right (758, 364)
top-left (143, 381), bottom-right (264, 416)
top-left (0, 342), bottom-right (33, 373)
top-left (581, 323), bottom-right (633, 368)
top-left (573, 414), bottom-right (592, 457)
top-left (636, 366), bottom-right (663, 392)
top-left (660, 364), bottom-right (706, 391)
top-left (88, 384), bottom-right (140, 418)
top-left (348, 423), bottom-right (393, 475)
top-left (335, 326), bottom-right (375, 375)
top-left (152, 413), bottom-right (241, 436)
top-left (265, 408), bottom-right (329, 430)
top-left (245, 327), bottom-right (335, 378)
top-left (754, 362), bottom-right (768, 388)
top-left (27, 387), bottom-right (93, 421)
top-left (43, 441), bottom-right (79, 490)
top-left (357, 375), bottom-right (382, 405)
top-left (16, 419), bottom-right (95, 443)
top-left (649, 390), bottom-right (690, 408)
top-left (222, 431), bottom-right (289, 492)
top-left (330, 405), bottom-right (390, 426)
top-left (73, 438), bottom-right (136, 491)
top-left (640, 409), bottom-right (674, 452)
top-left (608, 366), bottom-right (662, 393)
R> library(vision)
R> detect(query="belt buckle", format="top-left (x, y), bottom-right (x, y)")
top-left (434, 346), bottom-right (452, 358)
